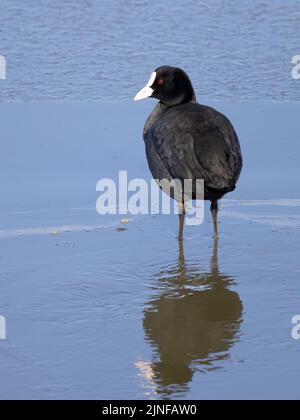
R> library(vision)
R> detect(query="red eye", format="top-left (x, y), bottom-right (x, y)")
top-left (157, 79), bottom-right (164, 86)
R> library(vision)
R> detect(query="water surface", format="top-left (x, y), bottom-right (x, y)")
top-left (0, 0), bottom-right (299, 101)
top-left (0, 102), bottom-right (299, 399)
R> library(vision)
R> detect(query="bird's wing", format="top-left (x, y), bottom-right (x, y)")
top-left (150, 104), bottom-right (243, 192)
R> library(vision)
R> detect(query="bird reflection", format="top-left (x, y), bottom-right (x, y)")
top-left (138, 240), bottom-right (243, 398)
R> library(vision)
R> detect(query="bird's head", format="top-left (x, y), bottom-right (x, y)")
top-left (134, 66), bottom-right (196, 106)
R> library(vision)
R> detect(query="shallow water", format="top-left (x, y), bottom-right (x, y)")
top-left (1, 0), bottom-right (300, 401)
top-left (0, 0), bottom-right (300, 101)
top-left (0, 102), bottom-right (300, 399)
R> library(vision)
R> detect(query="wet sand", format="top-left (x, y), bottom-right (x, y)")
top-left (0, 102), bottom-right (300, 399)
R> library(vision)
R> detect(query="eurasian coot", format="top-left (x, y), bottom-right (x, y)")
top-left (134, 66), bottom-right (243, 239)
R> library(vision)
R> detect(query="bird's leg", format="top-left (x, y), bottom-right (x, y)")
top-left (211, 200), bottom-right (219, 240)
top-left (178, 202), bottom-right (186, 241)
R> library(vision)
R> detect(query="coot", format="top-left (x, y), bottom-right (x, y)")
top-left (134, 66), bottom-right (243, 239)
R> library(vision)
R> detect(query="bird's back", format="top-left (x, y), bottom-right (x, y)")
top-left (144, 102), bottom-right (243, 201)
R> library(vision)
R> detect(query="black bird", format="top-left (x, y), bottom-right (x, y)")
top-left (134, 66), bottom-right (243, 239)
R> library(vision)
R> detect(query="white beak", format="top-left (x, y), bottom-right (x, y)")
top-left (134, 72), bottom-right (157, 101)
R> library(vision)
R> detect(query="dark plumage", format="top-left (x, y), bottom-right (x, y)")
top-left (134, 66), bottom-right (243, 239)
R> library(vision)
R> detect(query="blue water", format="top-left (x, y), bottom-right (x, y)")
top-left (1, 1), bottom-right (300, 401)
top-left (0, 102), bottom-right (300, 400)
top-left (0, 0), bottom-right (300, 101)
